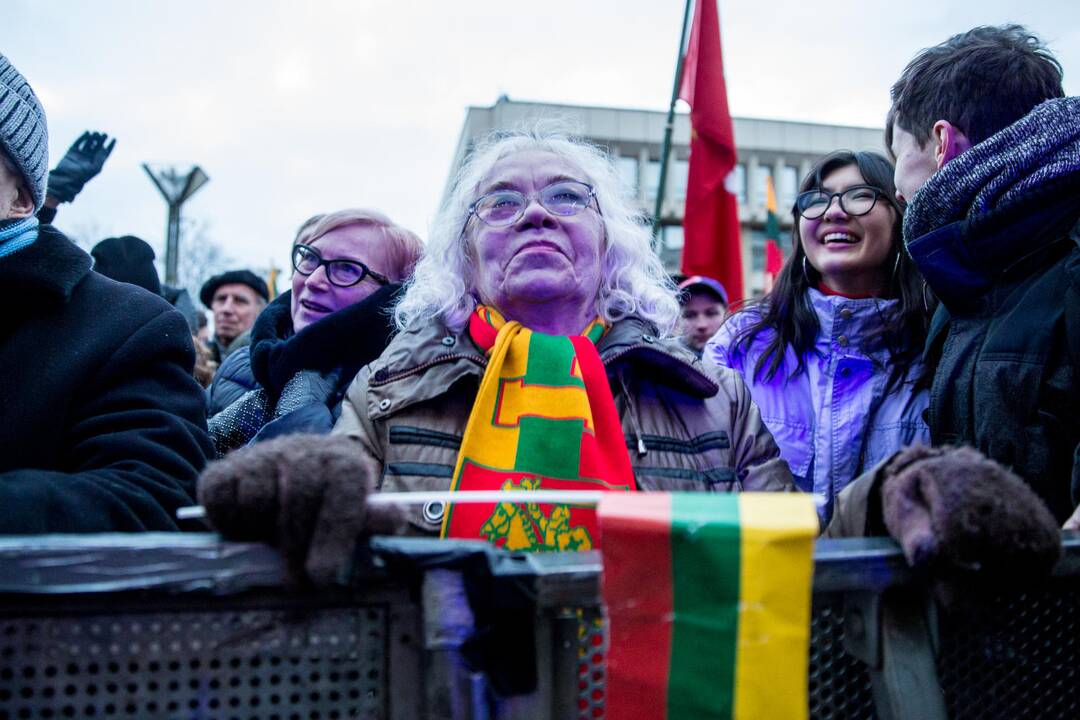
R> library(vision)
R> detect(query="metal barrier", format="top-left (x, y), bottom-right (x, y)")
top-left (0, 533), bottom-right (1077, 719)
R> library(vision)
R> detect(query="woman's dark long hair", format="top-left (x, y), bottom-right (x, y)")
top-left (728, 150), bottom-right (932, 393)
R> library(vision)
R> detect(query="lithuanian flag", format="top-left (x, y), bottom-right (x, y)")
top-left (764, 175), bottom-right (785, 291)
top-left (599, 493), bottom-right (818, 719)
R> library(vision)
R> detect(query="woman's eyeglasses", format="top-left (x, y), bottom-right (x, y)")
top-left (468, 180), bottom-right (599, 227)
top-left (795, 185), bottom-right (886, 219)
top-left (291, 244), bottom-right (389, 288)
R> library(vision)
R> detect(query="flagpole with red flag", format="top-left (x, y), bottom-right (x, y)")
top-left (678, 0), bottom-right (744, 303)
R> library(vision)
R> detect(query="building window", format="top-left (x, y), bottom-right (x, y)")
top-left (731, 164), bottom-right (747, 205)
top-left (644, 159), bottom-right (661, 204)
top-left (748, 229), bottom-right (767, 272)
top-left (673, 159), bottom-right (689, 201)
top-left (663, 224), bottom-right (684, 250)
top-left (616, 156), bottom-right (639, 196)
top-left (752, 165), bottom-right (772, 209)
top-left (779, 165), bottom-right (799, 212)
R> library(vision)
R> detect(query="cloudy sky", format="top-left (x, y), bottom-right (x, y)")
top-left (6, 0), bottom-right (1079, 298)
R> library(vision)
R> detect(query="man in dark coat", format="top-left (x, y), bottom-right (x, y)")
top-left (884, 26), bottom-right (1080, 523)
top-left (0, 52), bottom-right (213, 532)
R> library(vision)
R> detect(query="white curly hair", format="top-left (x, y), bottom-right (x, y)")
top-left (394, 122), bottom-right (679, 334)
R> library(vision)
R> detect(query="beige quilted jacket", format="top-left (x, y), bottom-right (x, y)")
top-left (333, 316), bottom-right (795, 535)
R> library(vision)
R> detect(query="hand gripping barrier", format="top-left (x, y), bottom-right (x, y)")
top-left (0, 533), bottom-right (1077, 719)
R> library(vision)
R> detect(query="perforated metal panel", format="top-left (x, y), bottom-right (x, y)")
top-left (570, 595), bottom-right (879, 720)
top-left (809, 595), bottom-right (876, 720)
top-left (575, 609), bottom-right (605, 720)
top-left (938, 582), bottom-right (1080, 720)
top-left (0, 606), bottom-right (388, 720)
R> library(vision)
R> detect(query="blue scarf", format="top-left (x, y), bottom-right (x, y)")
top-left (0, 216), bottom-right (39, 258)
top-left (903, 97), bottom-right (1080, 306)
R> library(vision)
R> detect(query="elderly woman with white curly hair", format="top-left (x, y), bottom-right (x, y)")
top-left (198, 127), bottom-right (794, 582)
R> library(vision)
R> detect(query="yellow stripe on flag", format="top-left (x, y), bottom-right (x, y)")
top-left (765, 174), bottom-right (778, 215)
top-left (734, 493), bottom-right (818, 720)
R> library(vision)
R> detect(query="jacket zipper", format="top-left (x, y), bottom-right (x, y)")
top-left (370, 353), bottom-right (486, 386)
top-left (615, 370), bottom-right (648, 456)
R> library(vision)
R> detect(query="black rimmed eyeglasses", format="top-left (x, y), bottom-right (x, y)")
top-left (467, 180), bottom-right (600, 228)
top-left (291, 244), bottom-right (389, 288)
top-left (795, 185), bottom-right (887, 219)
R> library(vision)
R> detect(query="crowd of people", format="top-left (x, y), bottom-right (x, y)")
top-left (0, 24), bottom-right (1077, 585)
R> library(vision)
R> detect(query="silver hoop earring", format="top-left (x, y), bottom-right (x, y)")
top-left (892, 251), bottom-right (902, 283)
top-left (802, 256), bottom-right (811, 284)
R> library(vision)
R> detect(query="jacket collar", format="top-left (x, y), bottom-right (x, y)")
top-left (366, 314), bottom-right (719, 417)
top-left (807, 288), bottom-right (899, 355)
top-left (0, 224), bottom-right (90, 309)
top-left (907, 177), bottom-right (1080, 312)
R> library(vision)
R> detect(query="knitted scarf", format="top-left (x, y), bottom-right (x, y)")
top-left (0, 216), bottom-right (38, 258)
top-left (442, 306), bottom-right (636, 551)
top-left (903, 97), bottom-right (1080, 303)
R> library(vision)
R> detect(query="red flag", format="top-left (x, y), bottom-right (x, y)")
top-left (678, 0), bottom-right (744, 303)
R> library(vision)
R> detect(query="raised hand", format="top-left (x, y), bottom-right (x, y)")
top-left (46, 131), bottom-right (117, 203)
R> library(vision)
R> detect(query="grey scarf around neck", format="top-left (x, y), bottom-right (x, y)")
top-left (904, 96), bottom-right (1080, 243)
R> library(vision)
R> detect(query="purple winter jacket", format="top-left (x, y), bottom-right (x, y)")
top-left (705, 289), bottom-right (929, 523)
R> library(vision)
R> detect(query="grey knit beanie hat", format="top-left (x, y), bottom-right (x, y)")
top-left (0, 54), bottom-right (48, 211)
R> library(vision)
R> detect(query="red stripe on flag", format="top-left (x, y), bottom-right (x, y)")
top-left (765, 239), bottom-right (784, 275)
top-left (599, 494), bottom-right (673, 720)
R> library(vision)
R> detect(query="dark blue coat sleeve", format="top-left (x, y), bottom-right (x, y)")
top-left (206, 345), bottom-right (258, 417)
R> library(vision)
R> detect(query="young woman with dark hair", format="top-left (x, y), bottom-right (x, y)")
top-left (706, 150), bottom-right (933, 522)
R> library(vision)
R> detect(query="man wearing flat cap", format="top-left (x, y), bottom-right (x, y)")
top-left (0, 53), bottom-right (214, 532)
top-left (200, 269), bottom-right (269, 364)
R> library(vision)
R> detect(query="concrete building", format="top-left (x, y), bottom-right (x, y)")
top-left (444, 96), bottom-right (886, 296)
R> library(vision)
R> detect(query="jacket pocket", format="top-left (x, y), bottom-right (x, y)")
top-left (388, 425), bottom-right (462, 450)
top-left (379, 464), bottom-right (454, 535)
top-left (626, 431), bottom-right (730, 454)
top-left (633, 465), bottom-right (737, 492)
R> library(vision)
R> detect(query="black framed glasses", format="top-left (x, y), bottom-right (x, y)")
top-left (291, 244), bottom-right (389, 288)
top-left (468, 180), bottom-right (599, 227)
top-left (795, 185), bottom-right (886, 219)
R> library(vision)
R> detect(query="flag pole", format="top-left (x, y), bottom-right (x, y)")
top-left (651, 0), bottom-right (695, 251)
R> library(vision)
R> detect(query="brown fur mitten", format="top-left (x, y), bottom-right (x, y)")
top-left (198, 433), bottom-right (404, 584)
top-left (881, 445), bottom-right (1061, 576)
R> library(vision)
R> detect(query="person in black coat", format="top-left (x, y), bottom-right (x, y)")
top-left (0, 52), bottom-right (214, 532)
top-left (90, 234), bottom-right (203, 333)
top-left (208, 208), bottom-right (421, 455)
top-left (886, 26), bottom-right (1080, 523)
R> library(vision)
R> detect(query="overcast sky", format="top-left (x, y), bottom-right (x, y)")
top-left (6, 0), bottom-right (1080, 298)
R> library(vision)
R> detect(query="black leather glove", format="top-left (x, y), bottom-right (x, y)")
top-left (46, 131), bottom-right (116, 203)
top-left (198, 433), bottom-right (404, 584)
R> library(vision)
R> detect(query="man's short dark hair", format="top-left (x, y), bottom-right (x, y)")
top-left (886, 25), bottom-right (1064, 151)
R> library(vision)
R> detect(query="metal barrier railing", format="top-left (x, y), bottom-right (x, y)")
top-left (0, 533), bottom-right (1077, 720)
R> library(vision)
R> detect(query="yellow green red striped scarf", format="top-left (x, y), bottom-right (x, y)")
top-left (440, 306), bottom-right (636, 550)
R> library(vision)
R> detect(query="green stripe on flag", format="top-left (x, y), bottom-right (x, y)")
top-left (669, 494), bottom-right (742, 720)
